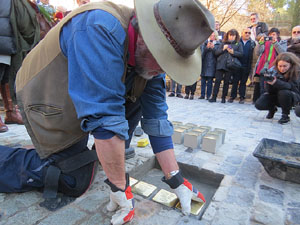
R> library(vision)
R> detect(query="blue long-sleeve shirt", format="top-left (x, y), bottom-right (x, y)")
top-left (59, 9), bottom-right (173, 142)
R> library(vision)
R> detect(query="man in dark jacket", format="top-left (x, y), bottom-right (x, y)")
top-left (215, 21), bottom-right (225, 41)
top-left (249, 12), bottom-right (268, 42)
top-left (287, 25), bottom-right (300, 59)
top-left (229, 28), bottom-right (256, 104)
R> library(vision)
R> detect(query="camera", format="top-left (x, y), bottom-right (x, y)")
top-left (263, 69), bottom-right (283, 81)
top-left (264, 36), bottom-right (273, 41)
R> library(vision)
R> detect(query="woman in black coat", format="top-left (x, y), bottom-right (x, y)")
top-left (209, 29), bottom-right (243, 103)
top-left (199, 32), bottom-right (220, 100)
top-left (255, 52), bottom-right (300, 124)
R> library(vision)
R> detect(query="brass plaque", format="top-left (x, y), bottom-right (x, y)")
top-left (172, 121), bottom-right (183, 126)
top-left (132, 181), bottom-right (157, 197)
top-left (152, 189), bottom-right (179, 207)
top-left (175, 200), bottom-right (205, 216)
top-left (129, 177), bottom-right (138, 187)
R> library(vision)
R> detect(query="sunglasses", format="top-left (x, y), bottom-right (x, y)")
top-left (293, 31), bottom-right (300, 34)
top-left (244, 32), bottom-right (251, 34)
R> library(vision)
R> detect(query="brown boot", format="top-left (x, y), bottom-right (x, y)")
top-left (0, 116), bottom-right (8, 132)
top-left (0, 84), bottom-right (23, 125)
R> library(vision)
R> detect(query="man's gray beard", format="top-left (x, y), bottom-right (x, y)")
top-left (138, 72), bottom-right (154, 80)
top-left (135, 66), bottom-right (154, 80)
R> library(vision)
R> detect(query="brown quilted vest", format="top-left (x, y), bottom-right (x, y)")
top-left (16, 2), bottom-right (134, 159)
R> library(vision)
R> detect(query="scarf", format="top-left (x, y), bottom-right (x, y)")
top-left (256, 41), bottom-right (277, 75)
top-left (127, 16), bottom-right (138, 67)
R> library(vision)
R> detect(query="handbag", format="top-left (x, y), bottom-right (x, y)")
top-left (226, 54), bottom-right (242, 70)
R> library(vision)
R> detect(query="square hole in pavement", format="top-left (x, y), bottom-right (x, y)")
top-left (129, 156), bottom-right (224, 219)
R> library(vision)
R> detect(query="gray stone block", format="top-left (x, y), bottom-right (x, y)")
top-left (172, 127), bottom-right (188, 144)
top-left (39, 207), bottom-right (87, 225)
top-left (286, 208), bottom-right (300, 225)
top-left (213, 128), bottom-right (226, 144)
top-left (225, 186), bottom-right (255, 207)
top-left (183, 132), bottom-right (202, 149)
top-left (258, 185), bottom-right (284, 206)
top-left (251, 202), bottom-right (284, 225)
top-left (202, 134), bottom-right (221, 154)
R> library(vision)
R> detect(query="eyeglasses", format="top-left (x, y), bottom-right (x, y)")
top-left (292, 31), bottom-right (300, 34)
top-left (244, 32), bottom-right (251, 34)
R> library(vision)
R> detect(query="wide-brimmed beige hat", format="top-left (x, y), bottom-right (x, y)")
top-left (135, 0), bottom-right (215, 85)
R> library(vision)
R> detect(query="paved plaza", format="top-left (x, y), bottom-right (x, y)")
top-left (0, 94), bottom-right (300, 225)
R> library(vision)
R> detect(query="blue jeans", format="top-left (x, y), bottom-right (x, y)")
top-left (171, 79), bottom-right (182, 94)
top-left (201, 76), bottom-right (213, 98)
top-left (0, 137), bottom-right (88, 193)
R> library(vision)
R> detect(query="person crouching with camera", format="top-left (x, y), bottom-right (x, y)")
top-left (255, 52), bottom-right (300, 124)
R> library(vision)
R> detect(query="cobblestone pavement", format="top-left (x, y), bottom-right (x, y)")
top-left (1, 94), bottom-right (300, 225)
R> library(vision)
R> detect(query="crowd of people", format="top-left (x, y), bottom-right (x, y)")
top-left (0, 1), bottom-right (299, 225)
top-left (168, 13), bottom-right (300, 124)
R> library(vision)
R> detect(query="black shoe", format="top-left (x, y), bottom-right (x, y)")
top-left (125, 147), bottom-right (136, 159)
top-left (168, 93), bottom-right (175, 97)
top-left (221, 98), bottom-right (226, 103)
top-left (228, 97), bottom-right (234, 103)
top-left (278, 114), bottom-right (290, 124)
top-left (189, 95), bottom-right (194, 100)
top-left (266, 108), bottom-right (277, 119)
top-left (209, 98), bottom-right (216, 103)
top-left (176, 94), bottom-right (183, 98)
top-left (239, 98), bottom-right (245, 104)
top-left (184, 95), bottom-right (189, 99)
top-left (198, 96), bottom-right (205, 99)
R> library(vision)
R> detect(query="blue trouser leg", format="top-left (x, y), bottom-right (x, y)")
top-left (201, 77), bottom-right (207, 97)
top-left (0, 137), bottom-right (88, 193)
top-left (176, 83), bottom-right (182, 94)
top-left (171, 79), bottom-right (176, 93)
top-left (207, 77), bottom-right (213, 99)
top-left (0, 146), bottom-right (49, 192)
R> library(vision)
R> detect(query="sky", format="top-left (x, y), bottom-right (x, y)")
top-left (50, 0), bottom-right (134, 10)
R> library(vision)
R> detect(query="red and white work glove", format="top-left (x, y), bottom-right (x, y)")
top-left (162, 171), bottom-right (206, 216)
top-left (173, 178), bottom-right (206, 215)
top-left (105, 174), bottom-right (135, 225)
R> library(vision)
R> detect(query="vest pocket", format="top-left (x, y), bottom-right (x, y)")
top-left (27, 104), bottom-right (62, 116)
top-left (25, 103), bottom-right (86, 158)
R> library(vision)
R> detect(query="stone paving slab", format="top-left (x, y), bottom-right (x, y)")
top-left (1, 95), bottom-right (300, 225)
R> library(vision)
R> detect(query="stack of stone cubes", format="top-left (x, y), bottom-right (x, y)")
top-left (172, 121), bottom-right (226, 154)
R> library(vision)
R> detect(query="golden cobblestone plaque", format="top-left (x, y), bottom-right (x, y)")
top-left (152, 189), bottom-right (179, 207)
top-left (175, 200), bottom-right (205, 215)
top-left (132, 181), bottom-right (157, 197)
top-left (129, 177), bottom-right (138, 187)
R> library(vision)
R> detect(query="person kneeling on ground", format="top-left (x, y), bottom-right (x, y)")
top-left (0, 1), bottom-right (214, 224)
top-left (255, 52), bottom-right (300, 124)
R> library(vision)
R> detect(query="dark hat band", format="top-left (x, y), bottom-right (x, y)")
top-left (153, 3), bottom-right (192, 58)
